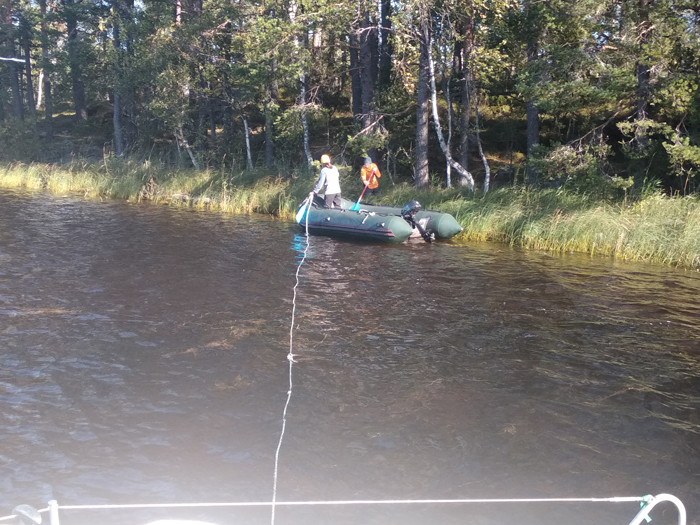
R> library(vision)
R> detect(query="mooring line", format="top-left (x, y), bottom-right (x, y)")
top-left (49, 496), bottom-right (649, 510)
top-left (271, 196), bottom-right (312, 525)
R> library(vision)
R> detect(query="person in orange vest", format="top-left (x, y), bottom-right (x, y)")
top-left (360, 156), bottom-right (381, 198)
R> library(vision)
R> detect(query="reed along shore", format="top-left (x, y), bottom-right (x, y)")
top-left (2, 160), bottom-right (698, 270)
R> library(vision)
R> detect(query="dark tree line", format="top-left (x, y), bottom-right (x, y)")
top-left (1, 0), bottom-right (699, 192)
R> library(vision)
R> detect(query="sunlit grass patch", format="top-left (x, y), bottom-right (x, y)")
top-left (453, 188), bottom-right (700, 268)
top-left (0, 162), bottom-right (48, 188)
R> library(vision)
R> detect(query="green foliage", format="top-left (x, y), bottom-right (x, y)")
top-left (526, 142), bottom-right (629, 199)
top-left (617, 119), bottom-right (674, 159)
top-left (345, 130), bottom-right (388, 160)
top-left (664, 136), bottom-right (700, 184)
top-left (1, 0), bottom-right (700, 197)
top-left (0, 120), bottom-right (41, 162)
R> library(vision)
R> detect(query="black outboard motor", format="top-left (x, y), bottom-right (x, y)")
top-left (400, 200), bottom-right (435, 242)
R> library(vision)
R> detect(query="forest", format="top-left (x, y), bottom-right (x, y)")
top-left (0, 0), bottom-right (699, 195)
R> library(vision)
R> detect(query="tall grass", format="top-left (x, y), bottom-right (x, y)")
top-left (445, 187), bottom-right (700, 269)
top-left (1, 161), bottom-right (699, 269)
top-left (0, 159), bottom-right (313, 219)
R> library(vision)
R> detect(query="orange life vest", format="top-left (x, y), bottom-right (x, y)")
top-left (360, 163), bottom-right (381, 189)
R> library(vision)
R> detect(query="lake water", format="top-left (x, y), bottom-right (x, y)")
top-left (0, 189), bottom-right (698, 525)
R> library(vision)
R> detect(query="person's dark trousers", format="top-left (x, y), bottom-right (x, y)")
top-left (324, 193), bottom-right (341, 208)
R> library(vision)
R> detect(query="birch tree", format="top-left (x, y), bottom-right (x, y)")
top-left (423, 11), bottom-right (475, 192)
top-left (414, 1), bottom-right (430, 187)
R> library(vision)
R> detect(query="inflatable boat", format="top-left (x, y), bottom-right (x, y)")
top-left (295, 196), bottom-right (462, 243)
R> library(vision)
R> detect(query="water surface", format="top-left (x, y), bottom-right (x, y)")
top-left (0, 189), bottom-right (698, 525)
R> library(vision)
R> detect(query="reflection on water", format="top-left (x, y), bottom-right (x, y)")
top-left (0, 189), bottom-right (698, 525)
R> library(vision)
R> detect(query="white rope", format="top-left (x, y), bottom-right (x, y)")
top-left (0, 507), bottom-right (50, 522)
top-left (43, 496), bottom-right (648, 511)
top-left (303, 194), bottom-right (311, 235)
top-left (270, 196), bottom-right (312, 525)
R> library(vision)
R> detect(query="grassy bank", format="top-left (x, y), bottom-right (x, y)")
top-left (2, 160), bottom-right (699, 270)
top-left (447, 189), bottom-right (700, 269)
top-left (0, 159), bottom-right (310, 218)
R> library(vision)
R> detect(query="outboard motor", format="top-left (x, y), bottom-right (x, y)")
top-left (400, 200), bottom-right (422, 222)
top-left (400, 200), bottom-right (435, 242)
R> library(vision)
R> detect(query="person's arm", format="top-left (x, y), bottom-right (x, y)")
top-left (373, 164), bottom-right (381, 179)
top-left (312, 169), bottom-right (326, 194)
top-left (364, 165), bottom-right (378, 185)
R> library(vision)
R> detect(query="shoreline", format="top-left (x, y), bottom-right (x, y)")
top-left (1, 161), bottom-right (699, 271)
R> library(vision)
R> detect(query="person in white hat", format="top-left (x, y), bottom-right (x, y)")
top-left (310, 154), bottom-right (341, 208)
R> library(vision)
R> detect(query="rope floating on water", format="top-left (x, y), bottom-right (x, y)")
top-left (270, 195), bottom-right (313, 525)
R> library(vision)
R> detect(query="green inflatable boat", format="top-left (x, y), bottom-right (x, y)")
top-left (295, 196), bottom-right (462, 243)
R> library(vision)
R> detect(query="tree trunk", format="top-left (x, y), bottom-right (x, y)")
top-left (369, 10), bottom-right (378, 88)
top-left (525, 39), bottom-right (539, 185)
top-left (378, 0), bottom-right (392, 89)
top-left (243, 116), bottom-right (253, 170)
top-left (40, 0), bottom-right (52, 135)
top-left (414, 8), bottom-right (430, 188)
top-left (359, 8), bottom-right (375, 129)
top-left (10, 60), bottom-right (23, 120)
top-left (424, 19), bottom-right (475, 192)
top-left (1, 2), bottom-right (22, 120)
top-left (458, 15), bottom-right (474, 185)
top-left (634, 0), bottom-right (651, 151)
top-left (442, 74), bottom-right (453, 188)
top-left (0, 74), bottom-right (5, 121)
top-left (36, 69), bottom-right (43, 109)
top-left (288, 0), bottom-right (312, 166)
top-left (196, 66), bottom-right (206, 150)
top-left (23, 34), bottom-right (35, 120)
top-left (459, 70), bottom-right (470, 180)
top-left (349, 31), bottom-right (362, 119)
top-left (209, 101), bottom-right (216, 148)
top-left (112, 14), bottom-right (124, 156)
top-left (636, 0), bottom-right (650, 120)
top-left (300, 73), bottom-right (312, 166)
top-left (65, 1), bottom-right (87, 122)
top-left (270, 59), bottom-right (279, 101)
top-left (179, 126), bottom-right (199, 169)
top-left (222, 101), bottom-right (232, 144)
top-left (113, 92), bottom-right (124, 155)
top-left (264, 93), bottom-right (274, 169)
top-left (474, 88), bottom-right (490, 193)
